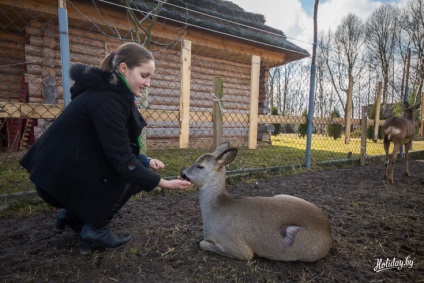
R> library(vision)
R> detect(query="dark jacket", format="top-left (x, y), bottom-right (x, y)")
top-left (20, 64), bottom-right (161, 225)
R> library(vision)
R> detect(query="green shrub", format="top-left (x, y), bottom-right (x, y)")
top-left (327, 108), bottom-right (342, 140)
top-left (298, 109), bottom-right (308, 138)
top-left (271, 106), bottom-right (281, 135)
top-left (350, 128), bottom-right (361, 138)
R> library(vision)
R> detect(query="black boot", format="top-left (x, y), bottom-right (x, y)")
top-left (79, 224), bottom-right (132, 255)
top-left (54, 209), bottom-right (84, 234)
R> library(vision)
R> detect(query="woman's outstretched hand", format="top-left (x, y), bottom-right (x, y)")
top-left (158, 176), bottom-right (191, 190)
top-left (149, 159), bottom-right (165, 172)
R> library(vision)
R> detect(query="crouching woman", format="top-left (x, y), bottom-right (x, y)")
top-left (20, 42), bottom-right (191, 254)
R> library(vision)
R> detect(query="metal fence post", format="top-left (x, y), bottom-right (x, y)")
top-left (305, 0), bottom-right (319, 169)
top-left (58, 0), bottom-right (71, 106)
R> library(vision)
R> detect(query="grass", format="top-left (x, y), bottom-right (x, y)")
top-left (1, 135), bottom-right (424, 217)
top-left (0, 152), bottom-right (32, 193)
top-left (2, 134), bottom-right (424, 198)
top-left (271, 133), bottom-right (424, 160)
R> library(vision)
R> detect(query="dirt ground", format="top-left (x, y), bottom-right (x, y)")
top-left (1, 159), bottom-right (423, 282)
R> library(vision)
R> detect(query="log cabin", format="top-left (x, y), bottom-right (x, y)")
top-left (0, 0), bottom-right (308, 150)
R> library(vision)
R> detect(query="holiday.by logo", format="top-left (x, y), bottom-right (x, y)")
top-left (374, 256), bottom-right (414, 273)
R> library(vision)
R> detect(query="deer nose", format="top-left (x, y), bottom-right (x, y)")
top-left (180, 172), bottom-right (190, 181)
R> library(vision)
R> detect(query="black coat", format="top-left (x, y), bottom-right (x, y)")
top-left (20, 64), bottom-right (161, 225)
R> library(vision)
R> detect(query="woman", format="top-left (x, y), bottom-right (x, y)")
top-left (20, 42), bottom-right (192, 254)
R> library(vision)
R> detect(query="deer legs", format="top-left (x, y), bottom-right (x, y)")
top-left (385, 142), bottom-right (401, 184)
top-left (384, 139), bottom-right (390, 180)
top-left (200, 239), bottom-right (254, 261)
top-left (384, 141), bottom-right (412, 183)
top-left (404, 142), bottom-right (411, 177)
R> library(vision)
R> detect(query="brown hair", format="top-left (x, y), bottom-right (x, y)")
top-left (100, 42), bottom-right (154, 72)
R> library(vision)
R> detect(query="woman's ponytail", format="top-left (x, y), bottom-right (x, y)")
top-left (99, 51), bottom-right (116, 71)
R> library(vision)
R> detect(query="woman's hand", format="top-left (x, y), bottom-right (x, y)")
top-left (149, 159), bottom-right (165, 172)
top-left (158, 176), bottom-right (191, 190)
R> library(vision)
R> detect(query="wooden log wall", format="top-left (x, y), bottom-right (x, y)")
top-left (24, 20), bottom-right (114, 104)
top-left (0, 10), bottom-right (270, 149)
top-left (145, 41), bottom-right (256, 148)
top-left (0, 28), bottom-right (26, 101)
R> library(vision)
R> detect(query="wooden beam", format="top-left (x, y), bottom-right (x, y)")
top-left (258, 115), bottom-right (362, 125)
top-left (258, 115), bottom-right (305, 124)
top-left (248, 55), bottom-right (260, 149)
top-left (0, 102), bottom-right (366, 127)
top-left (0, 102), bottom-right (63, 118)
top-left (179, 40), bottom-right (192, 149)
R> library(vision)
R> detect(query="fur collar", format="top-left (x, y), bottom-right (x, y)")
top-left (69, 64), bottom-right (132, 102)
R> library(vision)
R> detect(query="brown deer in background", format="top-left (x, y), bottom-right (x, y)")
top-left (181, 141), bottom-right (331, 262)
top-left (382, 102), bottom-right (421, 183)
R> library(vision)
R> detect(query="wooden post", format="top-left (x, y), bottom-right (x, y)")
top-left (213, 77), bottom-right (223, 148)
top-left (373, 81), bottom-right (382, 142)
top-left (179, 40), bottom-right (192, 149)
top-left (360, 106), bottom-right (368, 166)
top-left (248, 55), bottom-right (260, 149)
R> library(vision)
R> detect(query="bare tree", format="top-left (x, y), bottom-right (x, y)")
top-left (269, 62), bottom-right (308, 116)
top-left (319, 30), bottom-right (345, 110)
top-left (273, 61), bottom-right (309, 116)
top-left (268, 67), bottom-right (280, 112)
top-left (315, 38), bottom-right (335, 119)
top-left (319, 14), bottom-right (365, 144)
top-left (334, 14), bottom-right (365, 144)
top-left (280, 64), bottom-right (297, 115)
top-left (365, 4), bottom-right (399, 105)
top-left (400, 0), bottom-right (424, 101)
top-left (393, 19), bottom-right (410, 104)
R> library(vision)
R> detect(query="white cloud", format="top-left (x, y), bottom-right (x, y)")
top-left (318, 0), bottom-right (382, 33)
top-left (229, 0), bottom-right (402, 53)
top-left (229, 0), bottom-right (312, 51)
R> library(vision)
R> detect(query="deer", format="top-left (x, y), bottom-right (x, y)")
top-left (382, 102), bottom-right (421, 183)
top-left (181, 141), bottom-right (332, 262)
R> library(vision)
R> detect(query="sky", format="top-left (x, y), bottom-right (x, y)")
top-left (229, 0), bottom-right (405, 53)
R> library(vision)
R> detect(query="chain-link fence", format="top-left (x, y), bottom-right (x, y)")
top-left (1, 0), bottom-right (423, 209)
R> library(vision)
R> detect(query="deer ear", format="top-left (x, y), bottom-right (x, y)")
top-left (213, 140), bottom-right (230, 155)
top-left (216, 148), bottom-right (237, 166)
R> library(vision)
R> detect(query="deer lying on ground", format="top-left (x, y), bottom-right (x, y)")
top-left (181, 141), bottom-right (331, 262)
top-left (382, 102), bottom-right (421, 183)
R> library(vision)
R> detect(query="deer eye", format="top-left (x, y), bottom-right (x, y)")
top-left (196, 165), bottom-right (204, 170)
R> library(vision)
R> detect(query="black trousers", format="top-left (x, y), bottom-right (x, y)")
top-left (36, 186), bottom-right (63, 208)
top-left (116, 183), bottom-right (143, 207)
top-left (36, 183), bottom-right (142, 225)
